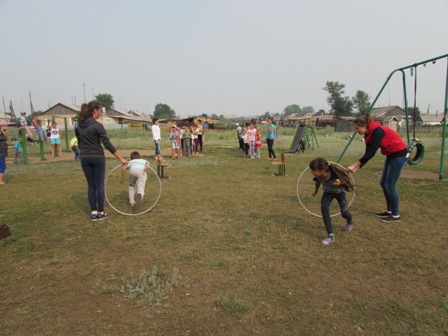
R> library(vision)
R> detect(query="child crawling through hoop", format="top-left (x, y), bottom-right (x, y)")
top-left (120, 151), bottom-right (150, 209)
top-left (309, 157), bottom-right (354, 246)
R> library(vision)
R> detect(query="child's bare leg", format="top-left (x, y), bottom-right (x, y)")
top-left (51, 145), bottom-right (55, 157)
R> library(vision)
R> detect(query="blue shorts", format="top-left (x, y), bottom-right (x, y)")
top-left (0, 158), bottom-right (6, 173)
top-left (50, 138), bottom-right (61, 145)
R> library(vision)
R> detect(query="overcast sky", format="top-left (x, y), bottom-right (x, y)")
top-left (1, 0), bottom-right (447, 118)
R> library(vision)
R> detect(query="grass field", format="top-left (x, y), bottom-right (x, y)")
top-left (1, 128), bottom-right (447, 335)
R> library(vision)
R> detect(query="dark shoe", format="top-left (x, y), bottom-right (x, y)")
top-left (380, 215), bottom-right (400, 223)
top-left (97, 212), bottom-right (109, 221)
top-left (91, 212), bottom-right (98, 221)
top-left (375, 211), bottom-right (391, 218)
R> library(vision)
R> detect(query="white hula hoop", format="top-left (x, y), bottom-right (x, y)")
top-left (296, 161), bottom-right (356, 218)
top-left (105, 164), bottom-right (162, 216)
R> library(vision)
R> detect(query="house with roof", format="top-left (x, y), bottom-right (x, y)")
top-left (415, 114), bottom-right (444, 126)
top-left (370, 105), bottom-right (406, 121)
top-left (40, 103), bottom-right (81, 127)
top-left (40, 103), bottom-right (121, 128)
top-left (106, 108), bottom-right (150, 125)
top-left (282, 113), bottom-right (318, 127)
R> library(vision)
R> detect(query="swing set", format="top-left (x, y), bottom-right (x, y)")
top-left (20, 115), bottom-right (71, 164)
top-left (338, 53), bottom-right (448, 180)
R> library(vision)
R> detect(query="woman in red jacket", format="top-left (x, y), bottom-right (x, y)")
top-left (347, 115), bottom-right (408, 222)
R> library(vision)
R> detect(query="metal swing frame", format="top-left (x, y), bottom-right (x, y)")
top-left (337, 53), bottom-right (448, 180)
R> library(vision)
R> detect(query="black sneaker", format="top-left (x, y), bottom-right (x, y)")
top-left (97, 212), bottom-right (109, 221)
top-left (380, 215), bottom-right (400, 223)
top-left (375, 211), bottom-right (391, 218)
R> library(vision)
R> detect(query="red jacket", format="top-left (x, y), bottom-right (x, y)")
top-left (364, 121), bottom-right (407, 156)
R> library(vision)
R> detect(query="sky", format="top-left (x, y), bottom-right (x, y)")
top-left (1, 0), bottom-right (448, 118)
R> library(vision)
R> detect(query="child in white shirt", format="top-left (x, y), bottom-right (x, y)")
top-left (120, 151), bottom-right (150, 209)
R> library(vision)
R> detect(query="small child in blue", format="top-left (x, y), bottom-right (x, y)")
top-left (309, 157), bottom-right (354, 246)
top-left (120, 151), bottom-right (150, 209)
top-left (12, 137), bottom-right (23, 164)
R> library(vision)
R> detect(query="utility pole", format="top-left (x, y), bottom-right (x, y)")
top-left (83, 83), bottom-right (86, 103)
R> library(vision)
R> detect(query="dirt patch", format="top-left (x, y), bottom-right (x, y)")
top-left (401, 170), bottom-right (441, 180)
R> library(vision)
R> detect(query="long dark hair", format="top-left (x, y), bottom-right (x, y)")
top-left (309, 157), bottom-right (329, 171)
top-left (79, 100), bottom-right (102, 122)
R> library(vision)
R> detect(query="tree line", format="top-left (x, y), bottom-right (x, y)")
top-left (93, 80), bottom-right (374, 122)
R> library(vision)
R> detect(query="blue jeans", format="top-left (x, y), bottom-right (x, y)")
top-left (154, 140), bottom-right (161, 156)
top-left (72, 146), bottom-right (80, 159)
top-left (80, 156), bottom-right (106, 212)
top-left (380, 155), bottom-right (408, 216)
top-left (35, 126), bottom-right (46, 140)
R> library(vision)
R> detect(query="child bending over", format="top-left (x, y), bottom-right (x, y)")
top-left (120, 151), bottom-right (150, 209)
top-left (309, 157), bottom-right (354, 246)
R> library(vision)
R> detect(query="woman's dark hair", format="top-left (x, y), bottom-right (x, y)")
top-left (353, 114), bottom-right (372, 127)
top-left (79, 100), bottom-right (102, 122)
top-left (152, 118), bottom-right (159, 123)
top-left (130, 151), bottom-right (141, 160)
top-left (309, 157), bottom-right (329, 171)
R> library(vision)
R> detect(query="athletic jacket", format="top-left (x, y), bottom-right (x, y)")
top-left (75, 118), bottom-right (116, 157)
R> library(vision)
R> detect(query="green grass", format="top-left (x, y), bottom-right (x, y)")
top-left (1, 128), bottom-right (447, 335)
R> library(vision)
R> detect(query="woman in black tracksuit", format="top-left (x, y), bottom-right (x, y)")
top-left (75, 101), bottom-right (127, 221)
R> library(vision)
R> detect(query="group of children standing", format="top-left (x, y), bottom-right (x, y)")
top-left (237, 123), bottom-right (262, 159)
top-left (168, 124), bottom-right (204, 159)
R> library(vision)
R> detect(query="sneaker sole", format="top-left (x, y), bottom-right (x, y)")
top-left (380, 217), bottom-right (400, 223)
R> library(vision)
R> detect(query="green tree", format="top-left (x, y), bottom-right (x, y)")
top-left (352, 90), bottom-right (371, 115)
top-left (95, 93), bottom-right (114, 111)
top-left (302, 106), bottom-right (315, 115)
top-left (261, 111), bottom-right (271, 119)
top-left (283, 104), bottom-right (302, 116)
top-left (408, 107), bottom-right (421, 121)
top-left (323, 81), bottom-right (353, 116)
top-left (153, 103), bottom-right (176, 120)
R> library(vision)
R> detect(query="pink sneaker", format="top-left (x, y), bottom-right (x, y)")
top-left (345, 223), bottom-right (354, 232)
top-left (322, 236), bottom-right (335, 246)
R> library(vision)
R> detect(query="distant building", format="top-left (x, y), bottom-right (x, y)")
top-left (40, 103), bottom-right (81, 126)
top-left (41, 103), bottom-right (119, 127)
top-left (415, 114), bottom-right (444, 126)
top-left (106, 108), bottom-right (150, 125)
top-left (172, 116), bottom-right (219, 129)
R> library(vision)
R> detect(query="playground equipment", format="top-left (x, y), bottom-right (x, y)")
top-left (337, 53), bottom-right (448, 180)
top-left (287, 124), bottom-right (319, 153)
top-left (19, 116), bottom-right (72, 164)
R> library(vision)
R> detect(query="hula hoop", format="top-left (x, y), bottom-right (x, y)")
top-left (296, 161), bottom-right (356, 218)
top-left (105, 164), bottom-right (162, 216)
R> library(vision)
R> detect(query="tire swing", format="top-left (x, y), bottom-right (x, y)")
top-left (407, 139), bottom-right (425, 165)
top-left (407, 65), bottom-right (425, 166)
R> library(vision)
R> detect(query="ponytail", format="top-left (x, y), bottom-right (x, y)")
top-left (353, 114), bottom-right (372, 127)
top-left (79, 100), bottom-right (102, 122)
